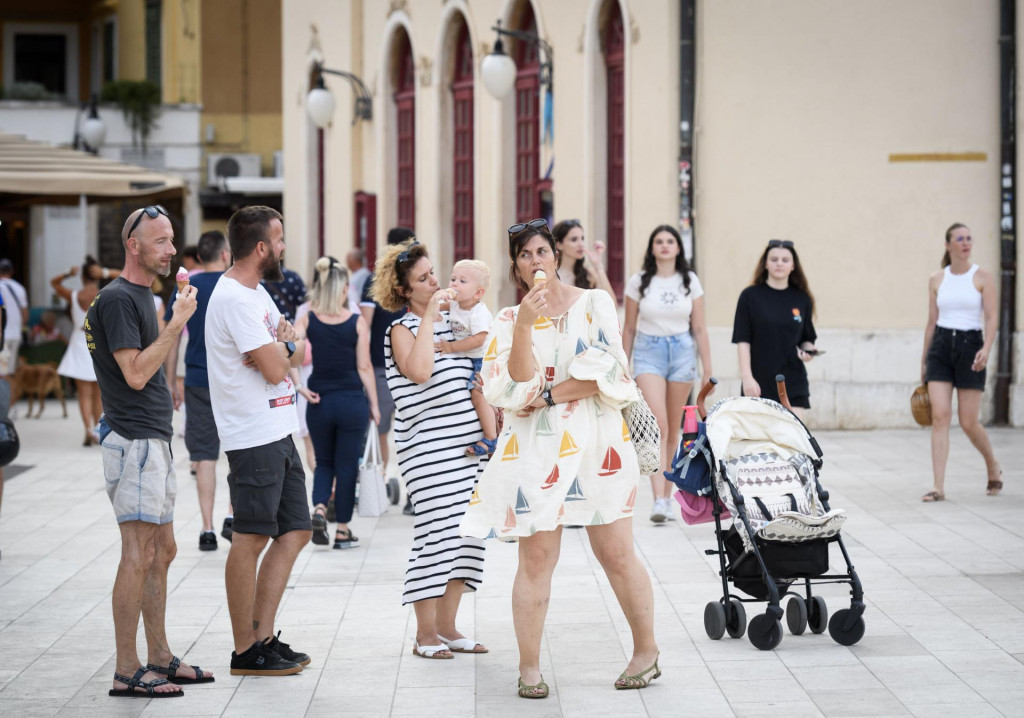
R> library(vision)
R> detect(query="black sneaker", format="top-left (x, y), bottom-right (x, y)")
top-left (403, 498), bottom-right (414, 516)
top-left (199, 531), bottom-right (218, 551)
top-left (311, 512), bottom-right (329, 546)
top-left (266, 630), bottom-right (311, 666)
top-left (221, 517), bottom-right (233, 543)
top-left (230, 638), bottom-right (302, 676)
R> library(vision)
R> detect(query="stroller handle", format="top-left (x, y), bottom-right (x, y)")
top-left (775, 374), bottom-right (793, 410)
top-left (696, 377), bottom-right (717, 419)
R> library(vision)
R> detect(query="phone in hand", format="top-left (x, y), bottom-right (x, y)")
top-left (802, 348), bottom-right (825, 356)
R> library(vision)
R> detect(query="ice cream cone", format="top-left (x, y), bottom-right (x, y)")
top-left (533, 269), bottom-right (547, 287)
top-left (175, 266), bottom-right (190, 293)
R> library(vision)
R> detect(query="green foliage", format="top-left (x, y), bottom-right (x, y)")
top-left (2, 82), bottom-right (60, 100)
top-left (101, 80), bottom-right (162, 151)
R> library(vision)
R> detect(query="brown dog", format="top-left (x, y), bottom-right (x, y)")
top-left (11, 360), bottom-right (68, 419)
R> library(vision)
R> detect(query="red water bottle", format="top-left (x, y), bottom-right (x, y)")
top-left (682, 405), bottom-right (699, 451)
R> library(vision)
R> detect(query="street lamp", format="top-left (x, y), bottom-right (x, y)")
top-left (306, 62), bottom-right (372, 127)
top-left (73, 93), bottom-right (106, 153)
top-left (481, 20), bottom-right (553, 99)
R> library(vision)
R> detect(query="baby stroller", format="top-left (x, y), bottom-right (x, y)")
top-left (667, 377), bottom-right (865, 651)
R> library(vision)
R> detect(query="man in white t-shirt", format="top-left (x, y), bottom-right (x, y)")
top-left (0, 260), bottom-right (28, 377)
top-left (205, 206), bottom-right (311, 677)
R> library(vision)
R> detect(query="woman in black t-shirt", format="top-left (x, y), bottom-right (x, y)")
top-left (732, 240), bottom-right (818, 415)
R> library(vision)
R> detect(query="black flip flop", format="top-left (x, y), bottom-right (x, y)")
top-left (109, 667), bottom-right (184, 697)
top-left (147, 656), bottom-right (215, 685)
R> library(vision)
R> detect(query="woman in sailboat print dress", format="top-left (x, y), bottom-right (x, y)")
top-left (460, 221), bottom-right (660, 697)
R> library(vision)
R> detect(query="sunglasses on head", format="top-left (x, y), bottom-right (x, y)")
top-left (508, 218), bottom-right (548, 237)
top-left (127, 205), bottom-right (169, 238)
top-left (767, 240), bottom-right (794, 250)
top-left (396, 240), bottom-right (421, 265)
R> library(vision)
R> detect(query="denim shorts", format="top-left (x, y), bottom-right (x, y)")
top-left (926, 327), bottom-right (986, 390)
top-left (99, 418), bottom-right (176, 525)
top-left (467, 356), bottom-right (483, 391)
top-left (632, 331), bottom-right (698, 383)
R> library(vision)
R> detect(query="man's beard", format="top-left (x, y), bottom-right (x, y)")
top-left (261, 251), bottom-right (284, 282)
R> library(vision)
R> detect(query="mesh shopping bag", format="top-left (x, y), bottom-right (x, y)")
top-left (622, 390), bottom-right (661, 475)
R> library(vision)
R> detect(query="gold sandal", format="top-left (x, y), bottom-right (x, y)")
top-left (614, 655), bottom-right (661, 689)
top-left (517, 676), bottom-right (549, 699)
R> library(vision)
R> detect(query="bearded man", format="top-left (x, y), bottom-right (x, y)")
top-left (204, 205), bottom-right (312, 676)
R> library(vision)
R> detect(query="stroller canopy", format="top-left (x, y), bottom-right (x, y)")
top-left (705, 397), bottom-right (820, 464)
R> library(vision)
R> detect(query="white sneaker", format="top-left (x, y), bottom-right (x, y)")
top-left (650, 497), bottom-right (669, 523)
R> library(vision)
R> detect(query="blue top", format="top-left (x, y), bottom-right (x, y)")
top-left (165, 271), bottom-right (223, 388)
top-left (307, 312), bottom-right (362, 394)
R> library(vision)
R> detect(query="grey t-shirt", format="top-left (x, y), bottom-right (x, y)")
top-left (86, 277), bottom-right (173, 441)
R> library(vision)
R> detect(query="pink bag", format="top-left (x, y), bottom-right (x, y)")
top-left (674, 490), bottom-right (730, 526)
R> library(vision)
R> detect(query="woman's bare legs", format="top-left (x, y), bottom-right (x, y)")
top-left (927, 381), bottom-right (954, 497)
top-left (587, 518), bottom-right (659, 676)
top-left (956, 388), bottom-right (1001, 492)
top-left (75, 379), bottom-right (95, 444)
top-left (513, 528), bottom-right (562, 686)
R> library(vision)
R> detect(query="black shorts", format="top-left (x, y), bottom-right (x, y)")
top-left (184, 386), bottom-right (220, 461)
top-left (926, 327), bottom-right (986, 390)
top-left (226, 436), bottom-right (311, 537)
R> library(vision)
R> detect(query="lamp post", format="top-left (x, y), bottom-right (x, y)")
top-left (480, 20), bottom-right (553, 99)
top-left (73, 93), bottom-right (106, 154)
top-left (306, 62), bottom-right (373, 127)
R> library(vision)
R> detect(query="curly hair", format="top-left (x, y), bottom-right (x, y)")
top-left (370, 239), bottom-right (429, 312)
top-left (552, 219), bottom-right (589, 289)
top-left (637, 225), bottom-right (691, 299)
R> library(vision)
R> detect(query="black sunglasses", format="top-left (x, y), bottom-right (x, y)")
top-left (767, 239), bottom-right (794, 250)
top-left (396, 240), bottom-right (421, 265)
top-left (127, 205), bottom-right (169, 238)
top-left (508, 218), bottom-right (548, 237)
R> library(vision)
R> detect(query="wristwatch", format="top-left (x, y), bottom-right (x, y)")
top-left (541, 389), bottom-right (555, 407)
top-left (283, 340), bottom-right (296, 358)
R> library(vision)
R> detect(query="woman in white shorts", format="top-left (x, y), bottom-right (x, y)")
top-left (622, 225), bottom-right (712, 523)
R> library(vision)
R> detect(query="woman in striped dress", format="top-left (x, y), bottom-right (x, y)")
top-left (372, 239), bottom-right (488, 659)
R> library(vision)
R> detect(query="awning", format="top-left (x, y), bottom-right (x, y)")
top-left (0, 131), bottom-right (186, 204)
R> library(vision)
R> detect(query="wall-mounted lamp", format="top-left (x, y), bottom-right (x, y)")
top-left (306, 62), bottom-right (373, 127)
top-left (481, 20), bottom-right (553, 99)
top-left (73, 93), bottom-right (106, 153)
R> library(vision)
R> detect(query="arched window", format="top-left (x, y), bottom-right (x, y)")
top-left (394, 31), bottom-right (416, 231)
top-left (452, 22), bottom-right (474, 261)
top-left (514, 5), bottom-right (540, 222)
top-left (604, 7), bottom-right (625, 298)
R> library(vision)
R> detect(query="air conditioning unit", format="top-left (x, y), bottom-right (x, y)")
top-left (272, 150), bottom-right (284, 178)
top-left (207, 153), bottom-right (262, 187)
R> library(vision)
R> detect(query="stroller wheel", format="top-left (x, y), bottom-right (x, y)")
top-left (726, 599), bottom-right (746, 639)
top-left (786, 596), bottom-right (808, 635)
top-left (748, 613), bottom-right (783, 651)
top-left (828, 608), bottom-right (866, 646)
top-left (808, 596), bottom-right (828, 634)
top-left (387, 477), bottom-right (401, 505)
top-left (704, 601), bottom-right (726, 640)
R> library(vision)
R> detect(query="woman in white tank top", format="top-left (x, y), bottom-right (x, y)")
top-left (920, 223), bottom-right (1002, 501)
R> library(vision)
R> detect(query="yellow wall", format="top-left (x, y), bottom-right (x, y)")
top-left (162, 0), bottom-right (201, 104)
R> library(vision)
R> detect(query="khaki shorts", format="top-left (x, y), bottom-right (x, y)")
top-left (101, 426), bottom-right (176, 524)
top-left (0, 338), bottom-right (21, 375)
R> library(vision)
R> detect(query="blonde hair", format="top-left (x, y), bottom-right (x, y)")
top-left (452, 259), bottom-right (490, 290)
top-left (370, 239), bottom-right (429, 312)
top-left (309, 256), bottom-right (349, 314)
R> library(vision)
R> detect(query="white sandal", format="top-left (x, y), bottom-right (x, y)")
top-left (438, 635), bottom-right (489, 654)
top-left (412, 641), bottom-right (453, 659)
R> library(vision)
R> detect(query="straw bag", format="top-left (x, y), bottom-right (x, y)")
top-left (357, 422), bottom-right (389, 517)
top-left (911, 385), bottom-right (932, 426)
top-left (623, 390), bottom-right (661, 475)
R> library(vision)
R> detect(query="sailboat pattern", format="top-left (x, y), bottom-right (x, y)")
top-left (385, 311), bottom-right (486, 603)
top-left (460, 290), bottom-right (641, 540)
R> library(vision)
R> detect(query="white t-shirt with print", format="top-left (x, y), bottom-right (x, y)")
top-left (447, 301), bottom-right (494, 359)
top-left (205, 276), bottom-right (298, 452)
top-left (624, 271), bottom-right (705, 336)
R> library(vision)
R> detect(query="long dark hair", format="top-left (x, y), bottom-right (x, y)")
top-left (942, 222), bottom-right (967, 268)
top-left (82, 255), bottom-right (100, 285)
top-left (638, 224), bottom-right (691, 299)
top-left (508, 223), bottom-right (558, 293)
top-left (552, 219), bottom-right (589, 289)
top-left (750, 241), bottom-right (816, 316)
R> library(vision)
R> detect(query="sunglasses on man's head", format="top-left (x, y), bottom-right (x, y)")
top-left (767, 239), bottom-right (794, 250)
top-left (396, 240), bottom-right (421, 265)
top-left (127, 205), bottom-right (169, 238)
top-left (508, 218), bottom-right (548, 237)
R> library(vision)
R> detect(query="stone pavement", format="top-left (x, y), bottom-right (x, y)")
top-left (1, 400), bottom-right (1023, 717)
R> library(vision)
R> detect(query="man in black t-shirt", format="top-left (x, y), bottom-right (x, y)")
top-left (88, 206), bottom-right (212, 697)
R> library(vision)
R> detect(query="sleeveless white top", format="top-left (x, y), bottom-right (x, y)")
top-left (936, 264), bottom-right (983, 330)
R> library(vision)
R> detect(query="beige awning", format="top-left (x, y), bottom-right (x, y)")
top-left (0, 131), bottom-right (185, 204)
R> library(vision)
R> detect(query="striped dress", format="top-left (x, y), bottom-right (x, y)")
top-left (385, 310), bottom-right (486, 604)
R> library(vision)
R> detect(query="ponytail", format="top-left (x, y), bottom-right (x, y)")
top-left (942, 222), bottom-right (966, 268)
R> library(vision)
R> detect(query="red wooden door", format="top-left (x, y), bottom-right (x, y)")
top-left (394, 34), bottom-right (416, 231)
top-left (452, 23), bottom-right (474, 261)
top-left (605, 11), bottom-right (625, 298)
top-left (515, 9), bottom-right (540, 222)
top-left (354, 191), bottom-right (377, 269)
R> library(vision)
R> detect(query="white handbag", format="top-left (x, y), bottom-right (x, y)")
top-left (357, 422), bottom-right (389, 518)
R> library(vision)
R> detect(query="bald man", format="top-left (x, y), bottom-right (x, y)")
top-left (87, 205), bottom-right (213, 697)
